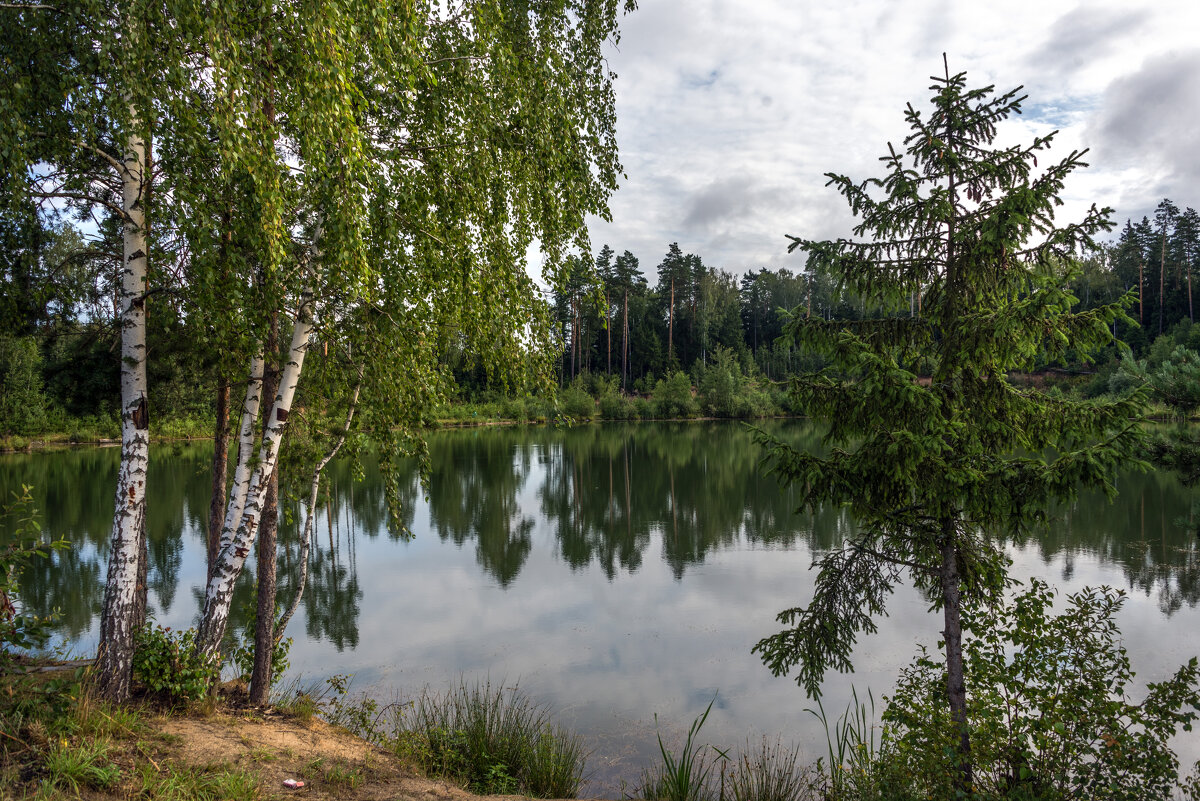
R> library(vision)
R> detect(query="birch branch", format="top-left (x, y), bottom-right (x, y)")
top-left (274, 375), bottom-right (362, 645)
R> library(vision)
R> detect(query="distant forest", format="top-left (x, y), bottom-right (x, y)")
top-left (0, 197), bottom-right (1197, 434)
top-left (537, 198), bottom-right (1200, 391)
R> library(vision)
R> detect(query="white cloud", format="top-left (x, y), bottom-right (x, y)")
top-left (588, 0), bottom-right (1200, 277)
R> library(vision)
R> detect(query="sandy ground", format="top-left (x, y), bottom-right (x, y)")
top-left (152, 709), bottom-right (546, 801)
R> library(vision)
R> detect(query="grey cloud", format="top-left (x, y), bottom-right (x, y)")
top-left (1089, 49), bottom-right (1200, 224)
top-left (682, 176), bottom-right (786, 232)
top-left (1090, 50), bottom-right (1200, 163)
top-left (1030, 5), bottom-right (1149, 72)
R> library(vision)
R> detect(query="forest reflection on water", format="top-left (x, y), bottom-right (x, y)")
top-left (3, 421), bottom-right (1200, 794)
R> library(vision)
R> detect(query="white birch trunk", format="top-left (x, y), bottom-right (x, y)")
top-left (275, 379), bottom-right (360, 644)
top-left (219, 355), bottom-right (266, 551)
top-left (196, 282), bottom-right (317, 658)
top-left (95, 123), bottom-right (150, 701)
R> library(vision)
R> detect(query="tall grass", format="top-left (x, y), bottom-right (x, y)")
top-left (378, 680), bottom-right (586, 798)
top-left (725, 738), bottom-right (820, 801)
top-left (639, 700), bottom-right (820, 801)
top-left (807, 687), bottom-right (881, 798)
top-left (638, 697), bottom-right (727, 801)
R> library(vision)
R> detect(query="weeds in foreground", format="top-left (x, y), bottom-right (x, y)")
top-left (806, 686), bottom-right (876, 796)
top-left (317, 677), bottom-right (586, 797)
top-left (639, 697), bottom-right (727, 801)
top-left (725, 738), bottom-right (821, 801)
top-left (638, 705), bottom-right (821, 801)
top-left (136, 761), bottom-right (261, 800)
top-left (41, 737), bottom-right (122, 793)
top-left (303, 757), bottom-right (366, 790)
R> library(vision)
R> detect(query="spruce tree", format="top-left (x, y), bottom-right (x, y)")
top-left (753, 59), bottom-right (1146, 789)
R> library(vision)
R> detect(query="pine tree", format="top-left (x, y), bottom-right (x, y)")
top-left (753, 59), bottom-right (1146, 790)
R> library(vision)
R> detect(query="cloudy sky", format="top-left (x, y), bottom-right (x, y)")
top-left (585, 0), bottom-right (1200, 278)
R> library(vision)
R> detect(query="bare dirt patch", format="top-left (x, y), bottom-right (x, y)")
top-left (152, 710), bottom-right (476, 801)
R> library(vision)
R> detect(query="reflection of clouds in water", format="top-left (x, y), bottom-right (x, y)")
top-left (7, 425), bottom-right (1200, 794)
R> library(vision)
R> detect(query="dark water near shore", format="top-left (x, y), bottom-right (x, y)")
top-left (4, 421), bottom-right (1200, 795)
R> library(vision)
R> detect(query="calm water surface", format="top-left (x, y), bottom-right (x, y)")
top-left (4, 422), bottom-right (1200, 794)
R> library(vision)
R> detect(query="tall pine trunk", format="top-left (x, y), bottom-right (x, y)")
top-left (96, 122), bottom-right (150, 701)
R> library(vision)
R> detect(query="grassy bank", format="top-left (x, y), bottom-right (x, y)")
top-left (1, 664), bottom-right (595, 801)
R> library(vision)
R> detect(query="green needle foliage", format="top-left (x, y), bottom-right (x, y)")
top-left (754, 58), bottom-right (1147, 789)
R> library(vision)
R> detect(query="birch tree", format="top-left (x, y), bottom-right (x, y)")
top-left (186, 0), bottom-right (634, 665)
top-left (1, 0), bottom-right (201, 700)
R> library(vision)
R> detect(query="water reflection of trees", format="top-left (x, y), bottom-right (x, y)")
top-left (538, 422), bottom-right (818, 580)
top-left (424, 430), bottom-right (535, 587)
top-left (6, 423), bottom-right (1200, 649)
top-left (1039, 468), bottom-right (1200, 615)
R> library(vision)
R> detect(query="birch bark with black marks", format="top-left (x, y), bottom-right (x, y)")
top-left (95, 121), bottom-right (149, 701)
top-left (197, 257), bottom-right (317, 659)
top-left (220, 356), bottom-right (266, 553)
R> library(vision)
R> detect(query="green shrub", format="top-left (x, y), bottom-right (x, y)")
top-left (132, 623), bottom-right (219, 704)
top-left (698, 348), bottom-right (742, 417)
top-left (653, 372), bottom-right (699, 418)
top-left (879, 579), bottom-right (1200, 800)
top-left (228, 598), bottom-right (292, 690)
top-left (0, 336), bottom-right (48, 435)
top-left (598, 392), bottom-right (636, 420)
top-left (559, 386), bottom-right (595, 420)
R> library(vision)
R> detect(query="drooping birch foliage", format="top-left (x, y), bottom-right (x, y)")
top-left (753, 61), bottom-right (1147, 788)
top-left (177, 0), bottom-right (634, 659)
top-left (6, 0), bottom-right (633, 692)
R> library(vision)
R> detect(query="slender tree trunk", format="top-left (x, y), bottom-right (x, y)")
top-left (668, 277), bottom-right (674, 362)
top-left (622, 290), bottom-right (628, 391)
top-left (221, 356), bottom-right (266, 553)
top-left (197, 270), bottom-right (316, 659)
top-left (207, 381), bottom-right (230, 582)
top-left (276, 379), bottom-right (360, 645)
top-left (1188, 252), bottom-right (1193, 323)
top-left (940, 518), bottom-right (972, 794)
top-left (1139, 261), bottom-right (1144, 325)
top-left (249, 313), bottom-right (280, 705)
top-left (606, 291), bottom-right (611, 376)
top-left (1160, 236), bottom-right (1166, 336)
top-left (96, 121), bottom-right (150, 702)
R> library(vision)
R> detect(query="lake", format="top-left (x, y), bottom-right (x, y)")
top-left (3, 421), bottom-right (1199, 795)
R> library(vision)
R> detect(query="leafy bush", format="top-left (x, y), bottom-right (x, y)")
top-left (228, 597), bottom-right (292, 690)
top-left (598, 392), bottom-right (636, 420)
top-left (132, 623), bottom-right (219, 704)
top-left (698, 347), bottom-right (741, 417)
top-left (1, 486), bottom-right (68, 666)
top-left (653, 372), bottom-right (699, 418)
top-left (0, 336), bottom-right (48, 435)
top-left (879, 579), bottom-right (1200, 800)
top-left (558, 386), bottom-right (595, 420)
